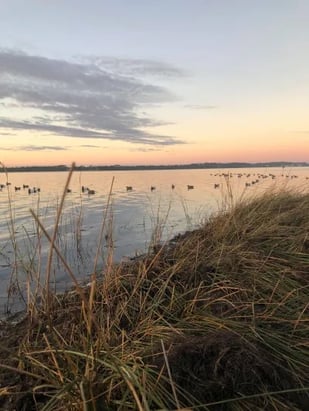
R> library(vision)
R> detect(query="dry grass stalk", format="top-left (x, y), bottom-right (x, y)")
top-left (0, 178), bottom-right (308, 410)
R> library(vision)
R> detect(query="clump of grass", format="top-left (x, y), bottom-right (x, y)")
top-left (0, 178), bottom-right (308, 410)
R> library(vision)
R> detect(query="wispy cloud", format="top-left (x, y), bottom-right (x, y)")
top-left (0, 49), bottom-right (185, 146)
top-left (85, 56), bottom-right (186, 78)
top-left (129, 147), bottom-right (162, 152)
top-left (80, 144), bottom-right (102, 148)
top-left (1, 145), bottom-right (68, 151)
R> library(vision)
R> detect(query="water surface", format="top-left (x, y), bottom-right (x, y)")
top-left (1, 166), bottom-right (308, 314)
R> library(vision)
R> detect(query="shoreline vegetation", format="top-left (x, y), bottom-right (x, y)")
top-left (0, 177), bottom-right (308, 409)
top-left (2, 161), bottom-right (309, 173)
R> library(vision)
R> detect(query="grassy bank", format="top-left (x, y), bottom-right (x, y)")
top-left (0, 187), bottom-right (308, 410)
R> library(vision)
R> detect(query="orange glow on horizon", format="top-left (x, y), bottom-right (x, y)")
top-left (1, 118), bottom-right (308, 167)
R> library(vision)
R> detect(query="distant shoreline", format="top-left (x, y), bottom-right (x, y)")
top-left (2, 161), bottom-right (309, 173)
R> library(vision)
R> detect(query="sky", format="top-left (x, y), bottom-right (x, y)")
top-left (0, 0), bottom-right (309, 167)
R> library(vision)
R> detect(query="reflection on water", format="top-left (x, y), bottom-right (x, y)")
top-left (0, 167), bottom-right (308, 312)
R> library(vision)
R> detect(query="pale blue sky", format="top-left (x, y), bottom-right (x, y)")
top-left (0, 0), bottom-right (308, 165)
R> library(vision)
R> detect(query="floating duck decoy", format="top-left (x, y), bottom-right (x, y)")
top-left (126, 186), bottom-right (133, 191)
top-left (187, 185), bottom-right (194, 190)
top-left (28, 187), bottom-right (40, 194)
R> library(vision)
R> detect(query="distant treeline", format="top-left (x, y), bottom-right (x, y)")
top-left (2, 162), bottom-right (309, 173)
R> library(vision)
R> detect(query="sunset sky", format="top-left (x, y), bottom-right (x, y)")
top-left (0, 0), bottom-right (309, 167)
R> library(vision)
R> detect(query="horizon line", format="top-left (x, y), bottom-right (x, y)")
top-left (1, 160), bottom-right (309, 172)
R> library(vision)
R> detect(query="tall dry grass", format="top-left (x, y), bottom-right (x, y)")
top-left (0, 167), bottom-right (308, 410)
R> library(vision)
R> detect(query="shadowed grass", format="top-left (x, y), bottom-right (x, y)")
top-left (0, 182), bottom-right (308, 410)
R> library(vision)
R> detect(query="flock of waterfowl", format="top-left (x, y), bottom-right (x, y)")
top-left (0, 171), bottom-right (307, 196)
top-left (210, 171), bottom-right (308, 188)
top-left (0, 183), bottom-right (41, 194)
top-left (125, 184), bottom-right (195, 191)
top-left (89, 172), bottom-right (306, 194)
top-left (1, 182), bottom-right (196, 194)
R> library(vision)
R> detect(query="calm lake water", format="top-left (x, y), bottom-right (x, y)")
top-left (1, 166), bottom-right (308, 315)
